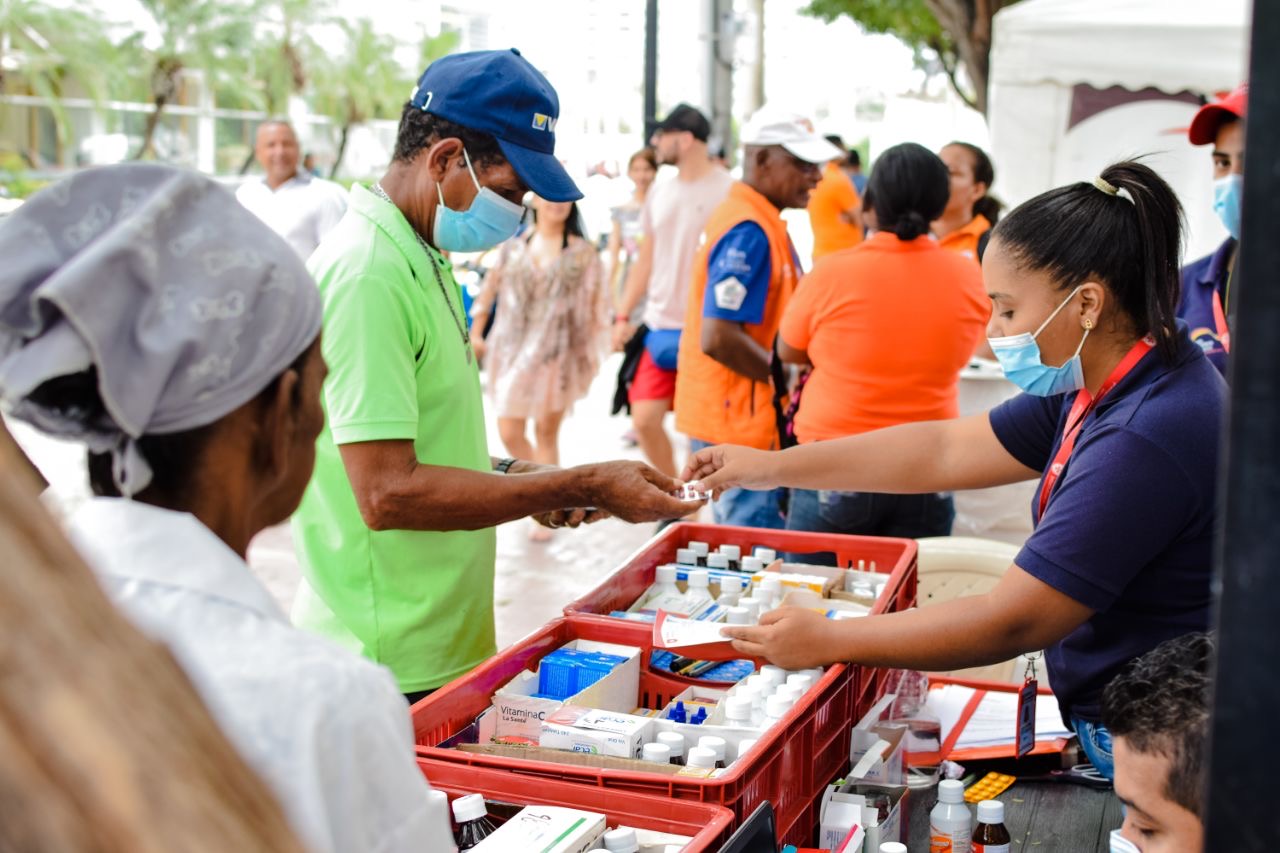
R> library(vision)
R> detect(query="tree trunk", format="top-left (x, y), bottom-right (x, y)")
top-left (0, 423), bottom-right (306, 853)
top-left (239, 147), bottom-right (256, 175)
top-left (924, 0), bottom-right (1011, 116)
top-left (329, 122), bottom-right (351, 180)
top-left (133, 96), bottom-right (167, 161)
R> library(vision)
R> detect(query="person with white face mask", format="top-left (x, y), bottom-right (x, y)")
top-left (1177, 83), bottom-right (1247, 376)
top-left (296, 49), bottom-right (693, 703)
top-left (684, 162), bottom-right (1226, 781)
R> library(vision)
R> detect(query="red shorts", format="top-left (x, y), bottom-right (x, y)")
top-left (629, 349), bottom-right (677, 403)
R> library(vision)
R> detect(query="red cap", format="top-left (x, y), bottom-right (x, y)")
top-left (1188, 83), bottom-right (1248, 146)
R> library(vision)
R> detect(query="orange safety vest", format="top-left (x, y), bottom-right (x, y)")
top-left (674, 181), bottom-right (799, 449)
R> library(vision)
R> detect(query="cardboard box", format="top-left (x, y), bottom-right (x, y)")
top-left (456, 743), bottom-right (683, 775)
top-left (848, 694), bottom-right (908, 786)
top-left (477, 640), bottom-right (642, 744)
top-left (540, 706), bottom-right (655, 759)
top-left (819, 782), bottom-right (907, 852)
top-left (470, 805), bottom-right (605, 853)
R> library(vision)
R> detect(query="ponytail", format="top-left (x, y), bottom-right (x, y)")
top-left (991, 159), bottom-right (1185, 363)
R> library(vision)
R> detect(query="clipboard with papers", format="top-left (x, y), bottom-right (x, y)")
top-left (914, 676), bottom-right (1075, 764)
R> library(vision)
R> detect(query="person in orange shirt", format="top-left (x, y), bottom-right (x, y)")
top-left (934, 141), bottom-right (1003, 263)
top-left (806, 134), bottom-right (863, 262)
top-left (778, 143), bottom-right (989, 553)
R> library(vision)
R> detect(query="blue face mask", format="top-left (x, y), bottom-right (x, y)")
top-left (988, 285), bottom-right (1090, 396)
top-left (1213, 173), bottom-right (1243, 240)
top-left (433, 147), bottom-right (525, 253)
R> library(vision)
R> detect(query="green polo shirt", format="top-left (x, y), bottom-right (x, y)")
top-left (291, 184), bottom-right (495, 692)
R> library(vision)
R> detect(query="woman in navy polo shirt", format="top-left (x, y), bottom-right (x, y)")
top-left (687, 161), bottom-right (1226, 780)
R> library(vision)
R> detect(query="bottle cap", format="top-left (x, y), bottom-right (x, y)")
top-left (725, 696), bottom-right (754, 722)
top-left (761, 576), bottom-right (782, 592)
top-left (736, 685), bottom-right (761, 710)
top-left (739, 597), bottom-right (762, 620)
top-left (686, 746), bottom-right (717, 769)
top-left (938, 779), bottom-right (965, 804)
top-left (719, 544), bottom-right (742, 561)
top-left (689, 541), bottom-right (710, 557)
top-left (778, 685), bottom-right (804, 704)
top-left (740, 556), bottom-right (764, 574)
top-left (977, 800), bottom-right (1004, 824)
top-left (657, 731), bottom-right (685, 755)
top-left (697, 735), bottom-right (726, 760)
top-left (719, 589), bottom-right (741, 607)
top-left (802, 668), bottom-right (824, 682)
top-left (786, 674), bottom-right (814, 693)
top-left (765, 694), bottom-right (791, 719)
top-left (760, 664), bottom-right (787, 687)
top-left (688, 569), bottom-right (710, 588)
top-left (656, 564), bottom-right (677, 584)
top-left (726, 606), bottom-right (751, 625)
top-left (879, 844), bottom-right (908, 853)
top-left (674, 549), bottom-right (697, 566)
top-left (451, 792), bottom-right (488, 823)
top-left (642, 742), bottom-right (672, 763)
top-left (753, 547), bottom-right (777, 562)
top-left (707, 554), bottom-right (730, 570)
top-left (602, 826), bottom-right (641, 852)
top-left (736, 738), bottom-right (757, 760)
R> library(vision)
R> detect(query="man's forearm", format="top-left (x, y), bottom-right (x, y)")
top-left (703, 325), bottom-right (771, 382)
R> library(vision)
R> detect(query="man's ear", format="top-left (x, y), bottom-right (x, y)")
top-left (423, 137), bottom-right (464, 184)
top-left (256, 370), bottom-right (300, 486)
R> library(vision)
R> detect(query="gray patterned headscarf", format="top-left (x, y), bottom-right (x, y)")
top-left (0, 163), bottom-right (322, 496)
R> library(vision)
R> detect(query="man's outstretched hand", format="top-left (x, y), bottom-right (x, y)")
top-left (579, 460), bottom-right (701, 523)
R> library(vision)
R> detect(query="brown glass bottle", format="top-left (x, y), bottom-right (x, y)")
top-left (972, 800), bottom-right (1011, 852)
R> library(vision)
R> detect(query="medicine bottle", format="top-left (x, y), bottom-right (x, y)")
top-left (759, 664), bottom-right (787, 691)
top-left (741, 555), bottom-right (764, 575)
top-left (675, 548), bottom-right (698, 567)
top-left (718, 544), bottom-right (742, 570)
top-left (642, 742), bottom-right (672, 765)
top-left (880, 844), bottom-right (908, 853)
top-left (707, 553), bottom-right (730, 572)
top-left (735, 738), bottom-right (757, 762)
top-left (451, 793), bottom-right (496, 851)
top-left (684, 570), bottom-right (714, 613)
top-left (724, 696), bottom-right (755, 728)
top-left (686, 747), bottom-right (717, 771)
top-left (738, 596), bottom-right (763, 622)
top-left (929, 779), bottom-right (972, 852)
top-left (602, 827), bottom-right (640, 853)
top-left (972, 800), bottom-right (1011, 852)
top-left (726, 605), bottom-right (751, 625)
top-left (657, 731), bottom-right (686, 766)
top-left (753, 546), bottom-right (777, 563)
top-left (764, 694), bottom-right (791, 725)
top-left (697, 735), bottom-right (727, 769)
top-left (688, 541), bottom-right (710, 565)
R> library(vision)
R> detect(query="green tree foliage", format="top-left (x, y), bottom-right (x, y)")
top-left (803, 0), bottom-right (1022, 115)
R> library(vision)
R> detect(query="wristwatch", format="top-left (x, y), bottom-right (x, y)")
top-left (495, 457), bottom-right (517, 474)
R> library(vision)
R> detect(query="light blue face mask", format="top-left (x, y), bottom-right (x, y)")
top-left (433, 147), bottom-right (525, 253)
top-left (988, 285), bottom-right (1090, 396)
top-left (1213, 173), bottom-right (1243, 240)
top-left (1109, 829), bottom-right (1139, 853)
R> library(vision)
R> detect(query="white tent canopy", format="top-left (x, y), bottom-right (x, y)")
top-left (988, 0), bottom-right (1251, 260)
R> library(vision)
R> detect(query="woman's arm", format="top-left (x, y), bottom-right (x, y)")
top-left (777, 337), bottom-right (810, 367)
top-left (684, 411), bottom-right (1039, 495)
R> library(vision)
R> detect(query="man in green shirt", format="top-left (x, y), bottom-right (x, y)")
top-left (293, 49), bottom-right (692, 701)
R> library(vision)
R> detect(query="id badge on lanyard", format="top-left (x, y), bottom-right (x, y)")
top-left (1016, 653), bottom-right (1042, 758)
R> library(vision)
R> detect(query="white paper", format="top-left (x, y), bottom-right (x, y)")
top-left (926, 683), bottom-right (1072, 750)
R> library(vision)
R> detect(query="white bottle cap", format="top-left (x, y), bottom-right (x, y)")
top-left (765, 694), bottom-right (791, 719)
top-left (879, 844), bottom-right (908, 853)
top-left (674, 549), bottom-right (698, 566)
top-left (723, 575), bottom-right (746, 593)
top-left (689, 541), bottom-right (710, 557)
top-left (977, 800), bottom-right (1004, 824)
top-left (741, 556), bottom-right (764, 574)
top-left (719, 589), bottom-right (741, 608)
top-left (603, 827), bottom-right (641, 853)
top-left (746, 674), bottom-right (770, 693)
top-left (760, 664), bottom-right (787, 688)
top-left (739, 597), bottom-right (762, 621)
top-left (761, 576), bottom-right (782, 593)
top-left (657, 731), bottom-right (685, 756)
top-left (724, 696), bottom-right (754, 723)
top-left (642, 742), bottom-right (672, 763)
top-left (697, 735), bottom-right (727, 761)
top-left (778, 685), bottom-right (804, 704)
top-left (736, 685), bottom-right (762, 710)
top-left (656, 564), bottom-right (677, 585)
top-left (754, 547), bottom-right (777, 562)
top-left (726, 606), bottom-right (751, 625)
top-left (938, 779), bottom-right (965, 804)
top-left (786, 674), bottom-right (814, 693)
top-left (736, 738), bottom-right (758, 760)
top-left (686, 746), bottom-right (717, 769)
top-left (451, 792), bottom-right (488, 823)
top-left (707, 553), bottom-right (730, 570)
top-left (802, 667), bottom-right (825, 682)
top-left (719, 544), bottom-right (742, 561)
top-left (688, 569), bottom-right (710, 588)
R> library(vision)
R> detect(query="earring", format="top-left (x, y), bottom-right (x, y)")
top-left (1084, 319), bottom-right (1094, 330)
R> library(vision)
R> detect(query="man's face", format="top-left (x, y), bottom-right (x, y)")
top-left (255, 124), bottom-right (300, 186)
top-left (435, 145), bottom-right (528, 212)
top-left (649, 129), bottom-right (687, 166)
top-left (1113, 737), bottom-right (1204, 853)
top-left (1212, 119), bottom-right (1245, 180)
top-left (758, 147), bottom-right (822, 210)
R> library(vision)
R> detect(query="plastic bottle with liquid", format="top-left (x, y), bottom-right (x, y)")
top-left (718, 544), bottom-right (742, 571)
top-left (725, 605), bottom-right (751, 625)
top-left (675, 548), bottom-right (698, 567)
top-left (738, 597), bottom-right (763, 622)
top-left (929, 779), bottom-right (973, 852)
top-left (972, 800), bottom-right (1011, 852)
top-left (642, 742), bottom-right (672, 765)
top-left (688, 541), bottom-right (710, 566)
top-left (685, 747), bottom-right (717, 772)
top-left (718, 576), bottom-right (744, 607)
top-left (697, 736), bottom-right (727, 769)
top-left (753, 547), bottom-right (777, 564)
top-left (759, 665), bottom-right (787, 692)
top-left (451, 793), bottom-right (496, 851)
top-left (759, 576), bottom-right (783, 608)
top-left (602, 827), bottom-right (641, 853)
top-left (644, 564), bottom-right (687, 612)
top-left (764, 694), bottom-right (791, 725)
top-left (658, 731), bottom-right (686, 766)
top-left (740, 555), bottom-right (764, 578)
top-left (786, 673), bottom-right (814, 695)
top-left (724, 696), bottom-right (755, 728)
top-left (707, 553), bottom-right (731, 572)
top-left (683, 569), bottom-right (715, 615)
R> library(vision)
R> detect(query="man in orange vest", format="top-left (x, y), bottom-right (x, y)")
top-left (674, 113), bottom-right (842, 528)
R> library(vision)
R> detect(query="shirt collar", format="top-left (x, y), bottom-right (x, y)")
top-left (731, 180), bottom-right (786, 230)
top-left (349, 183), bottom-right (453, 278)
top-left (1096, 320), bottom-right (1205, 412)
top-left (1201, 237), bottom-right (1237, 285)
top-left (261, 171), bottom-right (311, 191)
top-left (67, 498), bottom-right (286, 623)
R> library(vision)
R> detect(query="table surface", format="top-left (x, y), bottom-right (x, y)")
top-left (907, 778), bottom-right (1121, 851)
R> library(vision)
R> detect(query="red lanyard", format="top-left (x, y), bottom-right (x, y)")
top-left (1036, 338), bottom-right (1155, 520)
top-left (1212, 290), bottom-right (1231, 354)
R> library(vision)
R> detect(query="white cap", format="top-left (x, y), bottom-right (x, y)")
top-left (736, 738), bottom-right (758, 760)
top-left (686, 747), bottom-right (717, 769)
top-left (786, 674), bottom-right (814, 693)
top-left (778, 685), bottom-right (804, 704)
top-left (697, 735), bottom-right (727, 761)
top-left (726, 605), bottom-right (751, 625)
top-left (753, 547), bottom-right (777, 562)
top-left (707, 554), bottom-right (730, 570)
top-left (736, 685), bottom-right (762, 711)
top-left (938, 779), bottom-right (965, 804)
top-left (603, 827), bottom-right (641, 853)
top-left (741, 556), bottom-right (764, 574)
top-left (725, 696), bottom-right (754, 722)
top-left (977, 800), bottom-right (1004, 824)
top-left (760, 665), bottom-right (787, 688)
top-left (451, 792), bottom-right (487, 823)
top-left (689, 541), bottom-right (710, 556)
top-left (719, 588), bottom-right (741, 608)
top-left (674, 549), bottom-right (697, 566)
top-left (719, 544), bottom-right (742, 560)
top-left (740, 110), bottom-right (843, 163)
top-left (761, 576), bottom-right (782, 592)
top-left (656, 564), bottom-right (677, 584)
top-left (879, 844), bottom-right (908, 853)
top-left (739, 597), bottom-right (762, 621)
top-left (802, 668), bottom-right (825, 682)
top-left (765, 694), bottom-right (792, 719)
top-left (688, 569), bottom-right (710, 588)
top-left (642, 742), bottom-right (672, 763)
top-left (658, 731), bottom-right (685, 756)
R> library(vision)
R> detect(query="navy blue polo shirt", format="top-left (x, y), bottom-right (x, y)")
top-left (702, 221), bottom-right (802, 325)
top-left (989, 328), bottom-right (1226, 722)
top-left (1177, 237), bottom-right (1234, 376)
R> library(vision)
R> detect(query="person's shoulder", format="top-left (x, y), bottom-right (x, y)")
top-left (234, 177), bottom-right (267, 201)
top-left (1180, 252), bottom-right (1214, 286)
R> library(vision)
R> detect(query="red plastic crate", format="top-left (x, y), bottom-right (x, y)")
top-left (420, 759), bottom-right (734, 850)
top-left (411, 617), bottom-right (857, 846)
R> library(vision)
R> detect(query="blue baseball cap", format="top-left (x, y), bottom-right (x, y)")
top-left (410, 48), bottom-right (582, 202)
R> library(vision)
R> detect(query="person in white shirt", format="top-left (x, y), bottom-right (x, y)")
top-left (0, 164), bottom-right (456, 853)
top-left (236, 121), bottom-right (349, 260)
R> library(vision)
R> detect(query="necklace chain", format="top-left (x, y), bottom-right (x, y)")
top-left (371, 183), bottom-right (472, 359)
